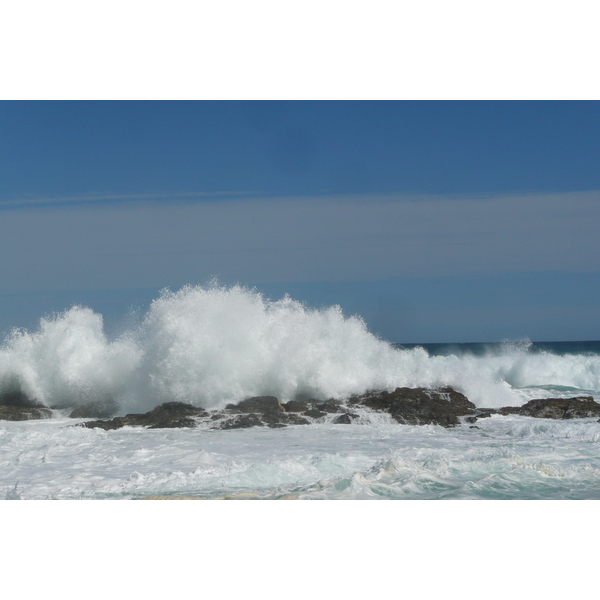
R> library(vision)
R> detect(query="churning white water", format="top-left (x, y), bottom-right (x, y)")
top-left (1, 284), bottom-right (600, 413)
top-left (4, 415), bottom-right (600, 500)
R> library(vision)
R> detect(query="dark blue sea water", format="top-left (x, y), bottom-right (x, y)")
top-left (397, 340), bottom-right (600, 357)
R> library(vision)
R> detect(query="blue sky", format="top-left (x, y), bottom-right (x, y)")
top-left (1, 101), bottom-right (600, 342)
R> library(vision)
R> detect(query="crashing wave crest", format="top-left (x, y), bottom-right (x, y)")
top-left (1, 284), bottom-right (599, 412)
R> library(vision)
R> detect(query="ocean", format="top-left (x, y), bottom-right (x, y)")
top-left (2, 283), bottom-right (600, 500)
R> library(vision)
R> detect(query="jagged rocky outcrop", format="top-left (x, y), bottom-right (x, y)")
top-left (5, 380), bottom-right (600, 430)
top-left (76, 387), bottom-right (478, 430)
top-left (499, 396), bottom-right (600, 419)
top-left (79, 396), bottom-right (312, 431)
top-left (204, 394), bottom-right (361, 429)
top-left (0, 391), bottom-right (53, 421)
top-left (497, 406), bottom-right (521, 415)
top-left (43, 389), bottom-right (600, 432)
top-left (82, 402), bottom-right (209, 430)
top-left (220, 396), bottom-right (310, 428)
top-left (348, 386), bottom-right (476, 427)
top-left (226, 396), bottom-right (283, 413)
top-left (469, 397), bottom-right (600, 420)
top-left (332, 413), bottom-right (356, 424)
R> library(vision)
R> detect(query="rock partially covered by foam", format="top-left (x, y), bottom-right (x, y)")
top-left (82, 417), bottom-right (129, 431)
top-left (82, 402), bottom-right (208, 430)
top-left (219, 396), bottom-right (309, 428)
top-left (0, 391), bottom-right (53, 421)
top-left (517, 396), bottom-right (600, 419)
top-left (350, 386), bottom-right (476, 427)
top-left (225, 396), bottom-right (284, 414)
top-left (213, 395), bottom-right (361, 429)
top-left (130, 401), bottom-right (211, 428)
top-left (78, 388), bottom-right (480, 430)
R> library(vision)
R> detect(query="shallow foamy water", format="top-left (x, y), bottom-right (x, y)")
top-left (3, 415), bottom-right (600, 500)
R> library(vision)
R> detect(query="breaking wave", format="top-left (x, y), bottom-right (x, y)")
top-left (1, 284), bottom-right (599, 412)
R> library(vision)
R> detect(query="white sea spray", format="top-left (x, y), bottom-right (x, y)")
top-left (1, 283), bottom-right (599, 412)
top-left (0, 306), bottom-right (141, 407)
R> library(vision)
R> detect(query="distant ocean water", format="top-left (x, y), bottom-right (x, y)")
top-left (1, 283), bottom-right (600, 499)
top-left (398, 340), bottom-right (600, 357)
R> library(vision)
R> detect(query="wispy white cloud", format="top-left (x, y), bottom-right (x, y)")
top-left (1, 190), bottom-right (599, 294)
top-left (0, 190), bottom-right (256, 209)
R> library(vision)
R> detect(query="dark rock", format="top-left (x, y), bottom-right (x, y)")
top-left (69, 398), bottom-right (119, 419)
top-left (282, 400), bottom-right (310, 412)
top-left (123, 402), bottom-right (207, 428)
top-left (283, 398), bottom-right (343, 416)
top-left (471, 408), bottom-right (496, 418)
top-left (469, 425), bottom-right (481, 429)
top-left (498, 406), bottom-right (522, 415)
top-left (218, 414), bottom-right (264, 430)
top-left (82, 417), bottom-right (128, 431)
top-left (0, 405), bottom-right (53, 421)
top-left (80, 402), bottom-right (207, 430)
top-left (462, 407), bottom-right (496, 423)
top-left (220, 396), bottom-right (290, 428)
top-left (283, 413), bottom-right (310, 425)
top-left (213, 409), bottom-right (310, 429)
top-left (0, 390), bottom-right (52, 420)
top-left (122, 413), bottom-right (145, 423)
top-left (518, 396), bottom-right (600, 419)
top-left (498, 397), bottom-right (600, 419)
top-left (226, 396), bottom-right (284, 414)
top-left (75, 388), bottom-right (494, 431)
top-left (350, 386), bottom-right (475, 427)
top-left (258, 411), bottom-right (285, 426)
top-left (333, 413), bottom-right (354, 424)
top-left (148, 417), bottom-right (198, 429)
top-left (315, 400), bottom-right (344, 413)
top-left (304, 409), bottom-right (326, 419)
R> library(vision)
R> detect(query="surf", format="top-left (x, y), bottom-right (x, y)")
top-left (1, 283), bottom-right (599, 412)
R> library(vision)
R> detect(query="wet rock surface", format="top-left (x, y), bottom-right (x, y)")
top-left (494, 397), bottom-right (600, 419)
top-left (470, 409), bottom-right (497, 418)
top-left (0, 405), bottom-right (53, 421)
top-left (82, 417), bottom-right (129, 431)
top-left (217, 395), bottom-right (305, 429)
top-left (497, 406), bottom-right (522, 416)
top-left (62, 390), bottom-right (600, 431)
top-left (73, 387), bottom-right (495, 430)
top-left (304, 409), bottom-right (327, 419)
top-left (0, 391), bottom-right (53, 421)
top-left (332, 413), bottom-right (359, 424)
top-left (214, 400), bottom-right (310, 429)
top-left (127, 402), bottom-right (209, 428)
top-left (282, 400), bottom-right (310, 413)
top-left (348, 386), bottom-right (476, 427)
top-left (512, 396), bottom-right (600, 419)
top-left (218, 413), bottom-right (264, 430)
top-left (226, 396), bottom-right (284, 414)
top-left (315, 400), bottom-right (344, 413)
top-left (81, 402), bottom-right (208, 430)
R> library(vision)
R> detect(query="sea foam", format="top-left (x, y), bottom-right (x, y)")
top-left (1, 284), bottom-right (599, 412)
